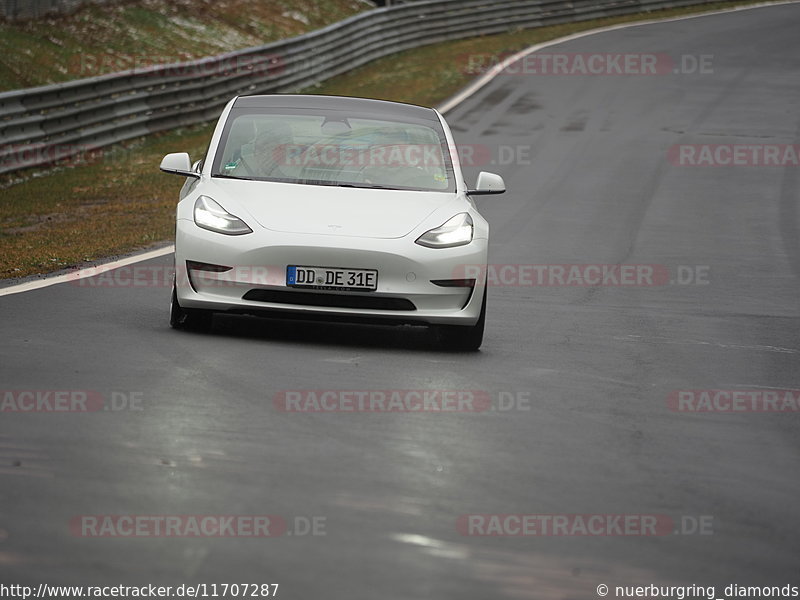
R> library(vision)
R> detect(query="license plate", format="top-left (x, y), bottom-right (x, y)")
top-left (287, 265), bottom-right (378, 291)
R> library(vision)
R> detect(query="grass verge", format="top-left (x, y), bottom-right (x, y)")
top-left (0, 0), bottom-right (366, 90)
top-left (0, 0), bottom-right (768, 280)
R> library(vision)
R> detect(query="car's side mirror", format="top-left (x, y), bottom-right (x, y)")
top-left (160, 152), bottom-right (199, 178)
top-left (468, 171), bottom-right (505, 195)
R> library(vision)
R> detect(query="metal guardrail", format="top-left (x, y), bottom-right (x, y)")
top-left (0, 0), bottom-right (720, 176)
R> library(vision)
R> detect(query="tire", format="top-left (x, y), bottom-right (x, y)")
top-left (436, 287), bottom-right (486, 351)
top-left (170, 284), bottom-right (213, 332)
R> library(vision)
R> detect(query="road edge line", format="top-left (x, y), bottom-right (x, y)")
top-left (0, 245), bottom-right (175, 297)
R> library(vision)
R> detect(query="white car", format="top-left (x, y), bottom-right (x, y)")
top-left (160, 94), bottom-right (505, 350)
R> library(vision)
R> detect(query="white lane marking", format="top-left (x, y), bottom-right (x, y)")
top-left (3, 1), bottom-right (796, 298)
top-left (437, 1), bottom-right (800, 114)
top-left (0, 245), bottom-right (174, 297)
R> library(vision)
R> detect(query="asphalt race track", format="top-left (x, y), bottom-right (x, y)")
top-left (1, 5), bottom-right (799, 598)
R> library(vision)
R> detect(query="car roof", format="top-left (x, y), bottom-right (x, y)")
top-left (232, 94), bottom-right (441, 123)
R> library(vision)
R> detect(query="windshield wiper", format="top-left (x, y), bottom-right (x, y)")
top-left (335, 183), bottom-right (404, 190)
top-left (213, 174), bottom-right (257, 181)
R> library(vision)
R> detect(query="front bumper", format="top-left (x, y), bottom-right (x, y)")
top-left (174, 220), bottom-right (488, 326)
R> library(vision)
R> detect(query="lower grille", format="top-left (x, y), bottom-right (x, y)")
top-left (242, 289), bottom-right (417, 311)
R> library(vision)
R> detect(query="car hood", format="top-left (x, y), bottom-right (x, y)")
top-left (210, 179), bottom-right (456, 239)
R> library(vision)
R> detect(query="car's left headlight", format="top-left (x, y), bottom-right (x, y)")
top-left (415, 213), bottom-right (473, 248)
top-left (193, 196), bottom-right (252, 235)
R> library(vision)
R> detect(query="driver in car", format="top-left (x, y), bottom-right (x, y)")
top-left (235, 122), bottom-right (294, 178)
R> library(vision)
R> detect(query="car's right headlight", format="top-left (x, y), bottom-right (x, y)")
top-left (193, 196), bottom-right (252, 235)
top-left (415, 213), bottom-right (473, 248)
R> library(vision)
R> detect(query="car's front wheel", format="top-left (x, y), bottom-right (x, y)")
top-left (170, 284), bottom-right (213, 332)
top-left (435, 287), bottom-right (486, 351)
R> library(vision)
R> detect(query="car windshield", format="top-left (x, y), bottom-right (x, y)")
top-left (211, 107), bottom-right (455, 192)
